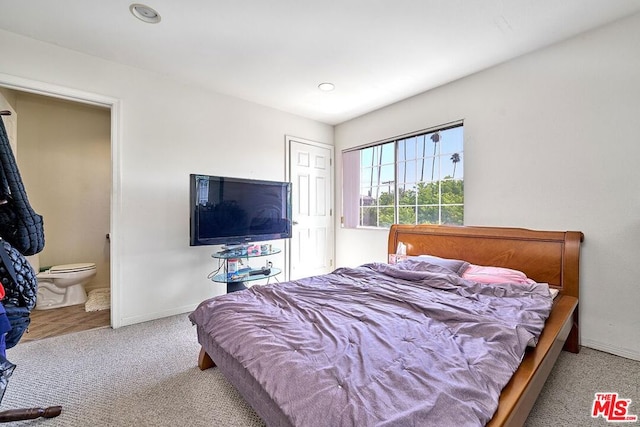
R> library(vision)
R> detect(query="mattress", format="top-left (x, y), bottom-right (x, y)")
top-left (190, 258), bottom-right (554, 426)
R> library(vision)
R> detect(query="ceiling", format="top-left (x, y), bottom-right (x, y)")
top-left (1, 1), bottom-right (639, 125)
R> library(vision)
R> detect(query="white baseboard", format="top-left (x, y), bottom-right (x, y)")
top-left (117, 303), bottom-right (199, 329)
top-left (581, 338), bottom-right (640, 361)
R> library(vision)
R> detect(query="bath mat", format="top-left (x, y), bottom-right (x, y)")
top-left (85, 288), bottom-right (110, 312)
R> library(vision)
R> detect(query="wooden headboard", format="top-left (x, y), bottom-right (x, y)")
top-left (388, 225), bottom-right (584, 299)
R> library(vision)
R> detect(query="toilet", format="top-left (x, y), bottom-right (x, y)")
top-left (27, 255), bottom-right (97, 310)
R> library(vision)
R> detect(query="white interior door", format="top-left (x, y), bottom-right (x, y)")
top-left (287, 136), bottom-right (334, 280)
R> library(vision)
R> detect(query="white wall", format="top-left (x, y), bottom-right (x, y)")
top-left (335, 14), bottom-right (640, 360)
top-left (0, 29), bottom-right (333, 327)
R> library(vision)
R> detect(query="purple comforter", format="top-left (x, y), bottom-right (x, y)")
top-left (189, 259), bottom-right (553, 426)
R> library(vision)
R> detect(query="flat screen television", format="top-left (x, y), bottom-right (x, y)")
top-left (189, 174), bottom-right (293, 246)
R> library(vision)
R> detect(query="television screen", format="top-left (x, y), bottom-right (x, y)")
top-left (190, 174), bottom-right (292, 246)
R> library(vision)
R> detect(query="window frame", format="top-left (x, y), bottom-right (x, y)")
top-left (342, 121), bottom-right (464, 229)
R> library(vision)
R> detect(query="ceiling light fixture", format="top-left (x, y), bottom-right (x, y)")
top-left (318, 82), bottom-right (335, 92)
top-left (130, 3), bottom-right (161, 24)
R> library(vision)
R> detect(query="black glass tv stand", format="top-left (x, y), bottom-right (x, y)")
top-left (211, 246), bottom-right (281, 293)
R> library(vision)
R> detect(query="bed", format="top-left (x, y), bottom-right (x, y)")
top-left (189, 224), bottom-right (583, 426)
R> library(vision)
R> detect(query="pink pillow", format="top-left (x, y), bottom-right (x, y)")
top-left (462, 264), bottom-right (536, 284)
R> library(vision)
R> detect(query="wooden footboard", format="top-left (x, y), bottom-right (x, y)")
top-left (488, 295), bottom-right (578, 426)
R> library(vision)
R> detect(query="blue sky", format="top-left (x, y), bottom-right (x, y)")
top-left (360, 126), bottom-right (464, 192)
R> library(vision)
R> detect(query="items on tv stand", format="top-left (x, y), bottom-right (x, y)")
top-left (211, 245), bottom-right (281, 293)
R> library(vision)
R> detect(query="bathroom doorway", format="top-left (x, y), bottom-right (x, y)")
top-left (0, 87), bottom-right (113, 340)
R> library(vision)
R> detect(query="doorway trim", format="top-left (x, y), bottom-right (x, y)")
top-left (0, 72), bottom-right (122, 328)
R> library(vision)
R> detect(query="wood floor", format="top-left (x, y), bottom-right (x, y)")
top-left (20, 304), bottom-right (111, 343)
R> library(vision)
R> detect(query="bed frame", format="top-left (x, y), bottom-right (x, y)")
top-left (387, 224), bottom-right (583, 426)
top-left (197, 224), bottom-right (583, 427)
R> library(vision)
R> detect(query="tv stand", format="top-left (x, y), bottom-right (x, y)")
top-left (225, 281), bottom-right (249, 293)
top-left (211, 246), bottom-right (281, 293)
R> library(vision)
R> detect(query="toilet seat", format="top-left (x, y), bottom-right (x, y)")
top-left (48, 263), bottom-right (96, 274)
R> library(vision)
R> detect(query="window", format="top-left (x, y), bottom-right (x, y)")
top-left (342, 123), bottom-right (463, 228)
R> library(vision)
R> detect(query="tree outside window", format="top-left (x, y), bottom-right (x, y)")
top-left (343, 123), bottom-right (463, 228)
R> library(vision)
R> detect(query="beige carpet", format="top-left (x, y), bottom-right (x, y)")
top-left (3, 314), bottom-right (639, 426)
top-left (3, 314), bottom-right (265, 426)
top-left (84, 288), bottom-right (110, 312)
